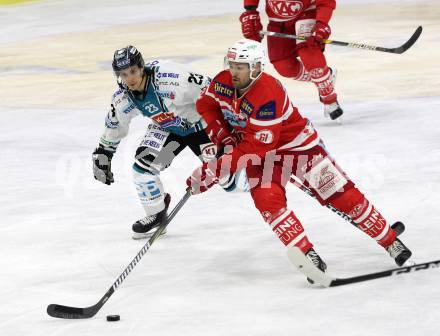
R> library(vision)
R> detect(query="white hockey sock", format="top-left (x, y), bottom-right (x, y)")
top-left (133, 169), bottom-right (165, 216)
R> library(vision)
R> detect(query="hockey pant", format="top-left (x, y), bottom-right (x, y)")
top-left (247, 143), bottom-right (396, 253)
top-left (133, 123), bottom-right (249, 216)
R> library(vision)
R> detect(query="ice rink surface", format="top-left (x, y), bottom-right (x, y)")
top-left (1, 0), bottom-right (439, 335)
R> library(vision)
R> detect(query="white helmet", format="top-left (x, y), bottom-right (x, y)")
top-left (225, 39), bottom-right (266, 76)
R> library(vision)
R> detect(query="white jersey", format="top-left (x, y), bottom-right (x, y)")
top-left (99, 60), bottom-right (211, 151)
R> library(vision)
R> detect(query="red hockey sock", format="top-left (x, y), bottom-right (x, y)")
top-left (269, 209), bottom-right (313, 253)
top-left (310, 66), bottom-right (337, 104)
top-left (330, 188), bottom-right (396, 247)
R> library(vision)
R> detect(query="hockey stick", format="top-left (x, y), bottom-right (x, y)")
top-left (47, 188), bottom-right (192, 319)
top-left (289, 176), bottom-right (405, 235)
top-left (287, 247), bottom-right (440, 287)
top-left (261, 26), bottom-right (422, 54)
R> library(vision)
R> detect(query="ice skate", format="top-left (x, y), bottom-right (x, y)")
top-left (132, 193), bottom-right (171, 240)
top-left (386, 238), bottom-right (412, 266)
top-left (324, 101), bottom-right (344, 121)
top-left (305, 248), bottom-right (327, 284)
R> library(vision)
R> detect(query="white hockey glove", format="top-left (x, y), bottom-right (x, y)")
top-left (92, 146), bottom-right (114, 185)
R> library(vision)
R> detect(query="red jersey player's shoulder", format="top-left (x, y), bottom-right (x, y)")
top-left (212, 70), bottom-right (232, 84)
top-left (208, 70), bottom-right (235, 99)
top-left (249, 73), bottom-right (287, 102)
top-left (246, 73), bottom-right (288, 121)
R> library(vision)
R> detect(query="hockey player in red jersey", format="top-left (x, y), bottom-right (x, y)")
top-left (239, 0), bottom-right (343, 120)
top-left (186, 39), bottom-right (412, 282)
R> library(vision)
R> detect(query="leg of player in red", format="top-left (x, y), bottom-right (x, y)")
top-left (247, 163), bottom-right (327, 283)
top-left (239, 7), bottom-right (343, 121)
top-left (268, 16), bottom-right (343, 121)
top-left (290, 144), bottom-right (412, 266)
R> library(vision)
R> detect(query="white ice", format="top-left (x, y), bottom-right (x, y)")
top-left (1, 0), bottom-right (439, 335)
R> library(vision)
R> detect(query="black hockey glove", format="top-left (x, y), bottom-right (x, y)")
top-left (92, 146), bottom-right (114, 185)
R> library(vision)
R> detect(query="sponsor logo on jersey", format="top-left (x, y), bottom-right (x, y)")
top-left (222, 109), bottom-right (248, 128)
top-left (112, 88), bottom-right (124, 99)
top-left (152, 112), bottom-right (177, 126)
top-left (157, 72), bottom-right (180, 79)
top-left (214, 81), bottom-right (234, 98)
top-left (152, 132), bottom-right (167, 141)
top-left (240, 99), bottom-right (254, 116)
top-left (268, 0), bottom-right (304, 19)
top-left (255, 130), bottom-right (274, 144)
top-left (158, 80), bottom-right (180, 86)
top-left (141, 139), bottom-right (160, 149)
top-left (122, 102), bottom-right (136, 114)
top-left (157, 91), bottom-right (176, 100)
top-left (256, 101), bottom-right (276, 120)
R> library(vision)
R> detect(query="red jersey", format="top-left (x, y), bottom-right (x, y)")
top-left (244, 0), bottom-right (336, 24)
top-left (196, 70), bottom-right (319, 173)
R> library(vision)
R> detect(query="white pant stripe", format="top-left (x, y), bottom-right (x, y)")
top-left (270, 209), bottom-right (291, 229)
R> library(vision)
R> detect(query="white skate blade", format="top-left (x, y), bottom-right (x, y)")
top-left (132, 227), bottom-right (167, 240)
top-left (335, 116), bottom-right (343, 125)
top-left (287, 247), bottom-right (335, 287)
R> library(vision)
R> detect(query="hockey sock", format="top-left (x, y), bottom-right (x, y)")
top-left (330, 188), bottom-right (396, 247)
top-left (269, 209), bottom-right (313, 253)
top-left (133, 168), bottom-right (166, 216)
top-left (310, 66), bottom-right (337, 104)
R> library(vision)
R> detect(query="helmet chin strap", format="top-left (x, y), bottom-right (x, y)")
top-left (238, 70), bottom-right (262, 95)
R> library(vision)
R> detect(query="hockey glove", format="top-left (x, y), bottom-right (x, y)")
top-left (206, 120), bottom-right (238, 156)
top-left (186, 162), bottom-right (220, 195)
top-left (92, 146), bottom-right (114, 185)
top-left (239, 10), bottom-right (263, 42)
top-left (307, 21), bottom-right (331, 47)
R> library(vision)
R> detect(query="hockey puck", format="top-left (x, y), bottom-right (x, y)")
top-left (106, 315), bottom-right (120, 322)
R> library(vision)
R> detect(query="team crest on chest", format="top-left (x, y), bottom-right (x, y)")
top-left (268, 0), bottom-right (304, 18)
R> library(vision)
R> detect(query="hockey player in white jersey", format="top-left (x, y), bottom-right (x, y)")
top-left (92, 46), bottom-right (244, 239)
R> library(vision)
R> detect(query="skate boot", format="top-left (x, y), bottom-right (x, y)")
top-left (386, 238), bottom-right (412, 266)
top-left (324, 101), bottom-right (344, 120)
top-left (132, 193), bottom-right (171, 240)
top-left (305, 248), bottom-right (327, 284)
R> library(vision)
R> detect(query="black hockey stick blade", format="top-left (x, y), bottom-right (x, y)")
top-left (47, 302), bottom-right (101, 319)
top-left (47, 189), bottom-right (191, 319)
top-left (330, 258), bottom-right (440, 286)
top-left (375, 25), bottom-right (423, 54)
top-left (288, 247), bottom-right (440, 287)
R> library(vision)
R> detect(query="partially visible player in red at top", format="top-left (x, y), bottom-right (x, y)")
top-left (186, 39), bottom-right (412, 282)
top-left (239, 0), bottom-right (343, 121)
